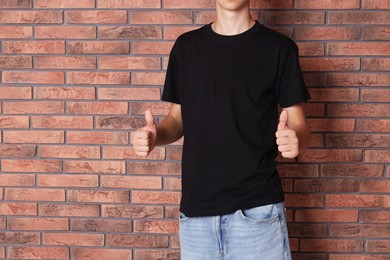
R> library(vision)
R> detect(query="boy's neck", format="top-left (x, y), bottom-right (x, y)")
top-left (212, 3), bottom-right (254, 36)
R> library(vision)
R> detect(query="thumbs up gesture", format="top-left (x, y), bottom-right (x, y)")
top-left (275, 110), bottom-right (299, 159)
top-left (131, 109), bottom-right (158, 157)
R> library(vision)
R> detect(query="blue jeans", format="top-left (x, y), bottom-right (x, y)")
top-left (178, 201), bottom-right (292, 260)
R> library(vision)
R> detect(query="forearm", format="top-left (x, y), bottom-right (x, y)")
top-left (155, 115), bottom-right (183, 146)
top-left (292, 123), bottom-right (312, 154)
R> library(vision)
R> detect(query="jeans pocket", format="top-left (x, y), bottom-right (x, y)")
top-left (238, 202), bottom-right (281, 224)
top-left (179, 211), bottom-right (190, 222)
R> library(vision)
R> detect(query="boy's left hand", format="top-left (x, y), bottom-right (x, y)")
top-left (275, 109), bottom-right (299, 159)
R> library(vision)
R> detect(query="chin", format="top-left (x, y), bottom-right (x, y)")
top-left (215, 0), bottom-right (250, 11)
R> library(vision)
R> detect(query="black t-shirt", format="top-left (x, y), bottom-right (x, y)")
top-left (161, 20), bottom-right (311, 217)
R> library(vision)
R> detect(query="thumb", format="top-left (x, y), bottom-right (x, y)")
top-left (144, 109), bottom-right (155, 126)
top-left (277, 109), bottom-right (288, 130)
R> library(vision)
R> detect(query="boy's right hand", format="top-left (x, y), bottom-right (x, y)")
top-left (131, 109), bottom-right (157, 157)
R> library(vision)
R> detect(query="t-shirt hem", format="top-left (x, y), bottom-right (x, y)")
top-left (180, 194), bottom-right (285, 217)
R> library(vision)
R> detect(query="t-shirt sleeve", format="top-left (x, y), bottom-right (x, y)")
top-left (161, 39), bottom-right (181, 104)
top-left (275, 40), bottom-right (311, 108)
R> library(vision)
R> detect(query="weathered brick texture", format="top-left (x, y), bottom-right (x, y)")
top-left (0, 0), bottom-right (389, 259)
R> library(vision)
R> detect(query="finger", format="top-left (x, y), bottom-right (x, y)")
top-left (145, 109), bottom-right (155, 126)
top-left (277, 109), bottom-right (288, 130)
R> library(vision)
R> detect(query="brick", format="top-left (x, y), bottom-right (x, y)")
top-left (134, 219), bottom-right (178, 234)
top-left (67, 41), bottom-right (129, 54)
top-left (327, 194), bottom-right (390, 208)
top-left (101, 205), bottom-right (163, 218)
top-left (96, 116), bottom-right (143, 130)
top-left (71, 219), bottom-right (132, 232)
top-left (135, 250), bottom-right (181, 260)
top-left (328, 43), bottom-right (390, 56)
top-left (129, 102), bottom-right (171, 116)
top-left (359, 180), bottom-right (390, 192)
top-left (36, 26), bottom-right (96, 39)
top-left (67, 72), bottom-right (130, 85)
top-left (43, 233), bottom-right (104, 246)
top-left (0, 26), bottom-right (32, 38)
top-left (38, 175), bottom-right (98, 188)
top-left (362, 89), bottom-right (390, 102)
top-left (0, 144), bottom-right (37, 158)
top-left (35, 0), bottom-right (95, 8)
top-left (131, 11), bottom-right (192, 24)
top-left (3, 130), bottom-right (64, 144)
top-left (263, 11), bottom-right (325, 25)
top-left (8, 218), bottom-right (68, 231)
top-left (107, 234), bottom-right (168, 247)
top-left (357, 119), bottom-right (390, 132)
top-left (67, 131), bottom-right (128, 145)
top-left (9, 246), bottom-right (69, 259)
top-left (72, 248), bottom-right (132, 260)
top-left (284, 194), bottom-right (324, 207)
top-left (361, 210), bottom-right (390, 223)
top-left (103, 146), bottom-right (165, 159)
top-left (39, 204), bottom-right (99, 217)
top-left (164, 26), bottom-right (199, 39)
top-left (99, 56), bottom-right (160, 70)
top-left (3, 41), bottom-right (65, 54)
top-left (127, 161), bottom-right (181, 175)
top-left (365, 150), bottom-right (390, 163)
top-left (98, 87), bottom-right (160, 100)
top-left (329, 12), bottom-right (390, 24)
top-left (0, 56), bottom-right (32, 69)
top-left (0, 173), bottom-right (35, 186)
top-left (301, 239), bottom-right (363, 252)
top-left (287, 223), bottom-right (327, 237)
top-left (99, 26), bottom-right (162, 39)
top-left (34, 87), bottom-right (95, 100)
top-left (0, 11), bottom-right (62, 23)
top-left (64, 160), bottom-right (126, 174)
top-left (32, 116), bottom-right (93, 129)
top-left (2, 71), bottom-right (64, 84)
top-left (40, 145), bottom-right (99, 158)
top-left (0, 203), bottom-right (37, 215)
top-left (132, 42), bottom-right (173, 55)
top-left (297, 27), bottom-right (360, 40)
top-left (306, 88), bottom-right (359, 102)
top-left (362, 27), bottom-right (390, 40)
top-left (98, 0), bottom-right (161, 8)
top-left (0, 232), bottom-right (40, 245)
top-left (68, 190), bottom-right (130, 203)
top-left (330, 73), bottom-right (390, 87)
top-left (0, 0), bottom-right (31, 8)
top-left (329, 254), bottom-right (389, 260)
top-left (295, 0), bottom-right (360, 9)
top-left (65, 11), bottom-right (127, 24)
top-left (132, 72), bottom-right (166, 85)
top-left (0, 116), bottom-right (30, 128)
top-left (300, 58), bottom-right (360, 71)
top-left (330, 224), bottom-right (390, 238)
top-left (321, 164), bottom-right (384, 178)
top-left (163, 0), bottom-right (214, 8)
top-left (326, 134), bottom-right (390, 148)
top-left (4, 101), bottom-right (64, 114)
top-left (363, 0), bottom-right (390, 9)
top-left (366, 240), bottom-right (390, 253)
top-left (132, 191), bottom-right (181, 204)
top-left (35, 56), bottom-right (96, 69)
top-left (1, 159), bottom-right (62, 173)
top-left (276, 164), bottom-right (318, 178)
top-left (363, 58), bottom-right (390, 71)
top-left (295, 209), bottom-right (359, 222)
top-left (297, 42), bottom-right (324, 56)
top-left (164, 177), bottom-right (180, 190)
top-left (328, 104), bottom-right (390, 117)
top-left (0, 87), bottom-right (31, 99)
top-left (298, 149), bottom-right (362, 162)
top-left (67, 102), bottom-right (128, 114)
top-left (294, 179), bottom-right (359, 192)
top-left (101, 176), bottom-right (162, 189)
top-left (6, 188), bottom-right (64, 201)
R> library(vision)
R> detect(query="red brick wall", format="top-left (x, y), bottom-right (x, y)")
top-left (0, 0), bottom-right (389, 259)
